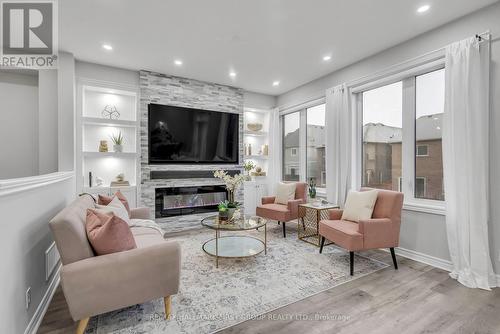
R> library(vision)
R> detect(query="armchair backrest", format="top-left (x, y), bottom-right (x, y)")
top-left (294, 182), bottom-right (308, 202)
top-left (49, 195), bottom-right (96, 265)
top-left (361, 188), bottom-right (404, 243)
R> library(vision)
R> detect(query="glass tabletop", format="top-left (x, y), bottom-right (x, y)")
top-left (201, 215), bottom-right (267, 231)
top-left (299, 201), bottom-right (339, 210)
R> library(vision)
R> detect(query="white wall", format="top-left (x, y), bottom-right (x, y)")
top-left (38, 70), bottom-right (59, 174)
top-left (243, 91), bottom-right (276, 109)
top-left (75, 60), bottom-right (139, 86)
top-left (277, 2), bottom-right (500, 272)
top-left (0, 71), bottom-right (39, 179)
top-left (0, 175), bottom-right (75, 334)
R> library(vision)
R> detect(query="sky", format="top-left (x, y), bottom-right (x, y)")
top-left (363, 68), bottom-right (445, 127)
top-left (284, 68), bottom-right (444, 134)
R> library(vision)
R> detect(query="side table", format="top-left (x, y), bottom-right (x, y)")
top-left (298, 202), bottom-right (339, 246)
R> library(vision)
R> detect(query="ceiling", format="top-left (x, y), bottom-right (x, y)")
top-left (59, 0), bottom-right (497, 95)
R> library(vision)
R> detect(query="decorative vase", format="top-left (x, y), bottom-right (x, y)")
top-left (219, 211), bottom-right (229, 222)
top-left (99, 140), bottom-right (108, 152)
top-left (227, 208), bottom-right (236, 220)
top-left (113, 144), bottom-right (123, 153)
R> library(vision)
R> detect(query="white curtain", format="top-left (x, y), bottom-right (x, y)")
top-left (268, 107), bottom-right (282, 194)
top-left (442, 36), bottom-right (496, 290)
top-left (325, 84), bottom-right (351, 206)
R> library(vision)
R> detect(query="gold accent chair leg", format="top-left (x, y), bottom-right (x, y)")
top-left (76, 317), bottom-right (89, 334)
top-left (164, 296), bottom-right (172, 319)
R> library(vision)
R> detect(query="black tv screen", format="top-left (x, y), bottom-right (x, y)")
top-left (148, 104), bottom-right (239, 164)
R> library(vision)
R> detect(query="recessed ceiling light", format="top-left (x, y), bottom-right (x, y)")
top-left (436, 126), bottom-right (441, 130)
top-left (272, 81), bottom-right (280, 87)
top-left (229, 71), bottom-right (237, 78)
top-left (174, 59), bottom-right (183, 66)
top-left (417, 5), bottom-right (430, 13)
top-left (102, 44), bottom-right (113, 51)
top-left (323, 55), bottom-right (332, 61)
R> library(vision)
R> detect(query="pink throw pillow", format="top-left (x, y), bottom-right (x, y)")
top-left (86, 209), bottom-right (136, 255)
top-left (98, 190), bottom-right (131, 216)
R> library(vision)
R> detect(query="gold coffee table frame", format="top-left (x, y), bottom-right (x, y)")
top-left (298, 202), bottom-right (339, 247)
top-left (201, 215), bottom-right (267, 268)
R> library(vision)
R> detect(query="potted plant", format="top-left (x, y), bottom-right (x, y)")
top-left (213, 170), bottom-right (245, 219)
top-left (309, 177), bottom-right (317, 200)
top-left (243, 160), bottom-right (256, 180)
top-left (110, 131), bottom-right (124, 152)
top-left (218, 201), bottom-right (229, 222)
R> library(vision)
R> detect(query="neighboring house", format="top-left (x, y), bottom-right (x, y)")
top-left (363, 113), bottom-right (444, 200)
top-left (283, 124), bottom-right (326, 186)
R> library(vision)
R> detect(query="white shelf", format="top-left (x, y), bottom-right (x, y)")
top-left (82, 117), bottom-right (136, 128)
top-left (245, 155), bottom-right (268, 160)
top-left (83, 151), bottom-right (138, 158)
top-left (244, 130), bottom-right (268, 137)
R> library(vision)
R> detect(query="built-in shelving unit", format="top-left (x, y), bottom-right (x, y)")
top-left (243, 107), bottom-right (271, 175)
top-left (76, 80), bottom-right (139, 204)
top-left (243, 107), bottom-right (272, 215)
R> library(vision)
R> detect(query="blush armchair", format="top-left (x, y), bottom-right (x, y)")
top-left (319, 188), bottom-right (403, 275)
top-left (256, 182), bottom-right (307, 237)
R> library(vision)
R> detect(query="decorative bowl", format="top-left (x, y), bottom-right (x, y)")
top-left (247, 123), bottom-right (263, 132)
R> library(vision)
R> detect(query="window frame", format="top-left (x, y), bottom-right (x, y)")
top-left (280, 99), bottom-right (327, 197)
top-left (351, 54), bottom-right (446, 215)
top-left (416, 145), bottom-right (429, 157)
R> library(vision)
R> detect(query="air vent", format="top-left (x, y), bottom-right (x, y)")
top-left (45, 242), bottom-right (60, 281)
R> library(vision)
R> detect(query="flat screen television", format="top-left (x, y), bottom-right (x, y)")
top-left (148, 103), bottom-right (239, 164)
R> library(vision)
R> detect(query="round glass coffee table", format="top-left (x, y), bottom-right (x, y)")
top-left (201, 215), bottom-right (267, 268)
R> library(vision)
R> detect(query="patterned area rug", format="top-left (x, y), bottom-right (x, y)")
top-left (86, 223), bottom-right (388, 334)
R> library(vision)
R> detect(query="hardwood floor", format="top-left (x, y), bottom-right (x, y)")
top-left (37, 250), bottom-right (500, 334)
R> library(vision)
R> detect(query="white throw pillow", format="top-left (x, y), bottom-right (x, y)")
top-left (341, 190), bottom-right (378, 223)
top-left (275, 182), bottom-right (297, 205)
top-left (95, 196), bottom-right (131, 225)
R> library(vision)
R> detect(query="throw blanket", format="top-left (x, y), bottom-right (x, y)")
top-left (130, 219), bottom-right (166, 237)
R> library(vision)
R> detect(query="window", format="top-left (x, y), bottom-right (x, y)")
top-left (357, 67), bottom-right (445, 204)
top-left (306, 104), bottom-right (326, 188)
top-left (283, 112), bottom-right (300, 181)
top-left (416, 145), bottom-right (429, 157)
top-left (415, 69), bottom-right (445, 200)
top-left (281, 103), bottom-right (326, 192)
top-left (362, 81), bottom-right (403, 191)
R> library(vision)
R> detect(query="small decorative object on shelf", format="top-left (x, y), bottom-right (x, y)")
top-left (110, 173), bottom-right (130, 187)
top-left (246, 143), bottom-right (252, 156)
top-left (262, 144), bottom-right (269, 156)
top-left (243, 160), bottom-right (256, 179)
top-left (98, 140), bottom-right (109, 152)
top-left (110, 131), bottom-right (124, 152)
top-left (102, 104), bottom-right (120, 120)
top-left (247, 123), bottom-right (263, 132)
top-left (88, 171), bottom-right (93, 187)
top-left (95, 177), bottom-right (104, 187)
top-left (309, 178), bottom-right (317, 199)
top-left (250, 166), bottom-right (266, 177)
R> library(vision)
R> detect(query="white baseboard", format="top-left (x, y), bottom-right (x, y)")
top-left (24, 264), bottom-right (61, 334)
top-left (389, 247), bottom-right (453, 272)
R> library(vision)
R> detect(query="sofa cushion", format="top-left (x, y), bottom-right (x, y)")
top-left (95, 196), bottom-right (131, 225)
top-left (319, 219), bottom-right (363, 251)
top-left (86, 209), bottom-right (137, 255)
top-left (256, 203), bottom-right (290, 221)
top-left (49, 195), bottom-right (96, 265)
top-left (98, 190), bottom-right (131, 216)
top-left (341, 189), bottom-right (378, 223)
top-left (275, 182), bottom-right (296, 205)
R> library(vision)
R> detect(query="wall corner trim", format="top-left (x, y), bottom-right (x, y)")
top-left (0, 171), bottom-right (74, 197)
top-left (23, 265), bottom-right (61, 334)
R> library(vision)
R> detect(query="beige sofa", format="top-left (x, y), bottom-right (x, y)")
top-left (49, 195), bottom-right (181, 334)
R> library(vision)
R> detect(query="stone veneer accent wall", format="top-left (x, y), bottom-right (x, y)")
top-left (139, 70), bottom-right (244, 221)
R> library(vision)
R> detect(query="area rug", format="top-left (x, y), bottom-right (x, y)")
top-left (85, 223), bottom-right (388, 334)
